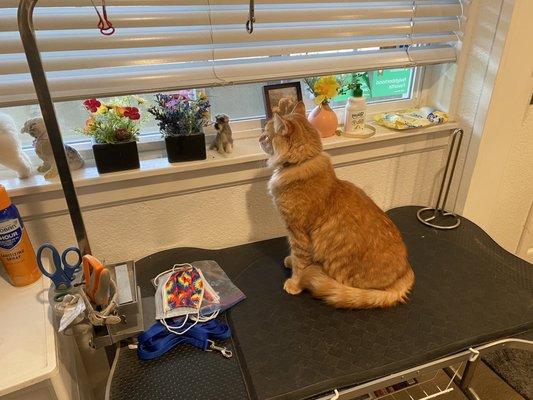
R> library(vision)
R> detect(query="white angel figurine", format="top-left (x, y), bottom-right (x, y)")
top-left (0, 113), bottom-right (32, 179)
top-left (21, 117), bottom-right (84, 180)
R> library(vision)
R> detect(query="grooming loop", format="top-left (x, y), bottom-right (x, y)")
top-left (417, 129), bottom-right (464, 230)
top-left (90, 0), bottom-right (115, 35)
top-left (405, 0), bottom-right (417, 65)
top-left (246, 0), bottom-right (255, 33)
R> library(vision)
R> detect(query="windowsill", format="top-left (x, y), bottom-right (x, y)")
top-left (2, 120), bottom-right (458, 198)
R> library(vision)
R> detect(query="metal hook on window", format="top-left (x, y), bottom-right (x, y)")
top-left (246, 0), bottom-right (255, 34)
top-left (90, 0), bottom-right (115, 36)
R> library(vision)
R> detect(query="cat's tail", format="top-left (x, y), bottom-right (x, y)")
top-left (299, 265), bottom-right (414, 309)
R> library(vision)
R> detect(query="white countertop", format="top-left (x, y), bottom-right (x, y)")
top-left (0, 271), bottom-right (57, 396)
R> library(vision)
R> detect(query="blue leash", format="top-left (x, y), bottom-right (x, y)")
top-left (137, 318), bottom-right (232, 360)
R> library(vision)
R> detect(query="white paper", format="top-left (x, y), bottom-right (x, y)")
top-left (58, 296), bottom-right (86, 332)
top-left (115, 264), bottom-right (133, 304)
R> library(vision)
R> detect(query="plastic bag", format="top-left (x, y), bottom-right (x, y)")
top-left (374, 107), bottom-right (448, 130)
top-left (192, 260), bottom-right (246, 314)
top-left (152, 260), bottom-right (245, 318)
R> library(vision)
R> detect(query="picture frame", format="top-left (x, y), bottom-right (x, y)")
top-left (263, 82), bottom-right (303, 119)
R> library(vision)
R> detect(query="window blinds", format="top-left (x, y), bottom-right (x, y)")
top-left (0, 0), bottom-right (465, 107)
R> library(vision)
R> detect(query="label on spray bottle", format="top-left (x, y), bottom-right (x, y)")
top-left (0, 204), bottom-right (41, 286)
top-left (0, 219), bottom-right (23, 251)
top-left (350, 111), bottom-right (366, 133)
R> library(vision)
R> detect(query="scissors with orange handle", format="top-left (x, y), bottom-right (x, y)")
top-left (82, 255), bottom-right (111, 306)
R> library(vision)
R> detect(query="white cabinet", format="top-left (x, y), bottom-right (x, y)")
top-left (0, 273), bottom-right (92, 400)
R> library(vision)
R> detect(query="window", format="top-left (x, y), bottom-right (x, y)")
top-left (1, 1), bottom-right (461, 102)
top-left (0, 0), bottom-right (462, 153)
top-left (2, 67), bottom-right (416, 149)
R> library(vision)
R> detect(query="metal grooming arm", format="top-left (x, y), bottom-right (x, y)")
top-left (18, 0), bottom-right (91, 255)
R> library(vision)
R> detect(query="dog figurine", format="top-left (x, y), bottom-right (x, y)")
top-left (210, 114), bottom-right (233, 154)
top-left (0, 113), bottom-right (32, 179)
top-left (21, 117), bottom-right (84, 180)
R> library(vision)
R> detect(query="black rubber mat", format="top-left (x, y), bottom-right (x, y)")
top-left (108, 206), bottom-right (532, 400)
top-left (108, 329), bottom-right (249, 400)
top-left (228, 206), bottom-right (532, 400)
top-left (109, 240), bottom-right (288, 400)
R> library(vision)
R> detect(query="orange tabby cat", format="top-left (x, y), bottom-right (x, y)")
top-left (259, 102), bottom-right (414, 309)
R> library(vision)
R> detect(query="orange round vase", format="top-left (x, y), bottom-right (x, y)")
top-left (307, 103), bottom-right (338, 138)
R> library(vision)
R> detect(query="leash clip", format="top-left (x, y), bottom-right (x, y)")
top-left (207, 340), bottom-right (233, 358)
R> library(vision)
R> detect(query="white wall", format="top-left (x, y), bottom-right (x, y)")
top-left (461, 0), bottom-right (533, 256)
top-left (13, 133), bottom-right (449, 263)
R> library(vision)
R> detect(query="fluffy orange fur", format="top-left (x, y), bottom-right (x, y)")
top-left (259, 102), bottom-right (414, 309)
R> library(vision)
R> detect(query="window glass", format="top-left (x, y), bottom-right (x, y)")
top-left (1, 67), bottom-right (414, 148)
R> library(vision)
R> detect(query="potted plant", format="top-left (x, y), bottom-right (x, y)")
top-left (304, 75), bottom-right (341, 138)
top-left (82, 97), bottom-right (144, 174)
top-left (339, 72), bottom-right (372, 98)
top-left (148, 91), bottom-right (211, 163)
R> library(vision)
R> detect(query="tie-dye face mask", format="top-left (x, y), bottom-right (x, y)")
top-left (163, 267), bottom-right (204, 314)
top-left (153, 264), bottom-right (220, 335)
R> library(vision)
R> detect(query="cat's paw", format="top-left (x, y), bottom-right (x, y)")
top-left (283, 255), bottom-right (293, 269)
top-left (283, 278), bottom-right (302, 295)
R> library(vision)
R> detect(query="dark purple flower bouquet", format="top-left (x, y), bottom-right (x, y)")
top-left (148, 91), bottom-right (211, 137)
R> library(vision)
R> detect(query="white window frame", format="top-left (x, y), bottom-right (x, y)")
top-left (0, 65), bottom-right (426, 178)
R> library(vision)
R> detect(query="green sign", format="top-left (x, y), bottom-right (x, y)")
top-left (332, 68), bottom-right (412, 103)
top-left (371, 68), bottom-right (412, 98)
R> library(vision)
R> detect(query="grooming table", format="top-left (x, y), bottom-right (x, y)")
top-left (107, 206), bottom-right (532, 400)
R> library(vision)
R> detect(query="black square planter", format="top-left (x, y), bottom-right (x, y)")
top-left (92, 141), bottom-right (140, 174)
top-left (165, 133), bottom-right (207, 163)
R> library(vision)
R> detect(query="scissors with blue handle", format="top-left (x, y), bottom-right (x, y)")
top-left (37, 244), bottom-right (82, 290)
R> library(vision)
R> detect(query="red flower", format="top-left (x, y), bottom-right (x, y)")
top-left (83, 98), bottom-right (101, 113)
top-left (123, 107), bottom-right (140, 120)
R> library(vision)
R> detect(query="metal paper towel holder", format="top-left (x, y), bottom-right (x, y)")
top-left (417, 128), bottom-right (464, 230)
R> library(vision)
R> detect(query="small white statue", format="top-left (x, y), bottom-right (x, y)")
top-left (210, 114), bottom-right (233, 154)
top-left (21, 117), bottom-right (84, 180)
top-left (0, 113), bottom-right (32, 179)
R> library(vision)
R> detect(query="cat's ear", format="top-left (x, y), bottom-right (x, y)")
top-left (291, 101), bottom-right (306, 116)
top-left (273, 113), bottom-right (288, 135)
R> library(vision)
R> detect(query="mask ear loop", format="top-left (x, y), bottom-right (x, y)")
top-left (152, 263), bottom-right (193, 288)
top-left (162, 315), bottom-right (197, 335)
top-left (196, 308), bottom-right (220, 323)
top-left (194, 268), bottom-right (221, 321)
